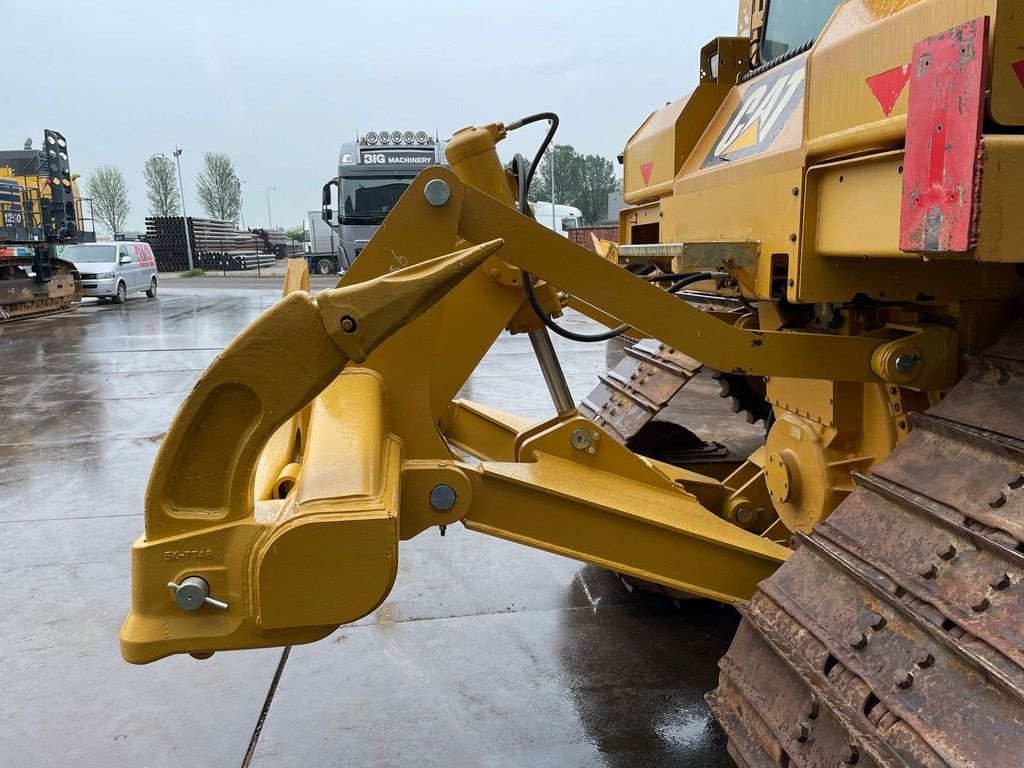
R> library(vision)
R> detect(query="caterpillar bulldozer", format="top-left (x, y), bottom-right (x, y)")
top-left (0, 130), bottom-right (86, 321)
top-left (121, 1), bottom-right (1024, 765)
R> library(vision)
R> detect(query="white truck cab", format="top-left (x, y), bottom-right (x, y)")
top-left (531, 202), bottom-right (583, 237)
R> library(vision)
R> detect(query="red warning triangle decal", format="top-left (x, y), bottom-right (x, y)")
top-left (866, 64), bottom-right (912, 116)
top-left (640, 162), bottom-right (654, 186)
top-left (1011, 59), bottom-right (1024, 89)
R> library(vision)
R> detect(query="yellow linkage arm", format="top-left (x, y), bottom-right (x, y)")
top-left (120, 241), bottom-right (501, 663)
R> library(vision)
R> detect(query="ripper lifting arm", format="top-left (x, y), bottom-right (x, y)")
top-left (122, 128), bottom-right (956, 664)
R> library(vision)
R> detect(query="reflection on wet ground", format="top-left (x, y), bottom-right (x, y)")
top-left (1, 280), bottom-right (754, 766)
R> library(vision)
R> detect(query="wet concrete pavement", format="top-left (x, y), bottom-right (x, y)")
top-left (0, 279), bottom-right (759, 767)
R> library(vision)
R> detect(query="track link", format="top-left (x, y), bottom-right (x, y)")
top-left (709, 320), bottom-right (1024, 768)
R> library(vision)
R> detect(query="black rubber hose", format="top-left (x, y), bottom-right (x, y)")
top-left (507, 111), bottom-right (725, 343)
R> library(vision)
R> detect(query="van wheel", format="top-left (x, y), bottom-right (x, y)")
top-left (112, 281), bottom-right (127, 305)
top-left (315, 258), bottom-right (335, 275)
top-left (146, 278), bottom-right (158, 298)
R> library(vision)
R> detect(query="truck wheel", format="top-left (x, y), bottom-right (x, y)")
top-left (112, 281), bottom-right (127, 305)
top-left (315, 258), bottom-right (335, 275)
top-left (146, 278), bottom-right (158, 298)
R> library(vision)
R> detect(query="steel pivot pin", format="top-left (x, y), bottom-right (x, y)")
top-left (424, 179), bottom-right (451, 207)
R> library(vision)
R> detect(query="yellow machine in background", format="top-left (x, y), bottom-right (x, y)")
top-left (123, 2), bottom-right (1024, 765)
top-left (0, 130), bottom-right (88, 321)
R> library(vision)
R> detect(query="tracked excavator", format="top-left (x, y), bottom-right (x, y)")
top-left (121, 2), bottom-right (1024, 765)
top-left (0, 130), bottom-right (86, 321)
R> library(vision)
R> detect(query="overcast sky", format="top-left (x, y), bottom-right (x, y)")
top-left (8, 1), bottom-right (735, 233)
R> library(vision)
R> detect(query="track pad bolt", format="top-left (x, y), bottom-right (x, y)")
top-left (867, 611), bottom-right (886, 631)
top-left (918, 562), bottom-right (938, 579)
top-left (841, 746), bottom-right (861, 765)
top-left (792, 722), bottom-right (811, 743)
top-left (912, 648), bottom-right (934, 669)
top-left (970, 593), bottom-right (990, 612)
top-left (935, 542), bottom-right (957, 560)
top-left (847, 631), bottom-right (868, 650)
top-left (892, 669), bottom-right (914, 689)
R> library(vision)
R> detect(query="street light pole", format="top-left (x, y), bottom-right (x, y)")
top-left (266, 187), bottom-right (276, 229)
top-left (172, 148), bottom-right (194, 272)
top-left (549, 146), bottom-right (556, 231)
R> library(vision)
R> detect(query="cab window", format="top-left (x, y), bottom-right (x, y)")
top-left (762, 0), bottom-right (843, 61)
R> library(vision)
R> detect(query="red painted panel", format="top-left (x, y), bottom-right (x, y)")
top-left (899, 17), bottom-right (989, 253)
top-left (866, 64), bottom-right (911, 116)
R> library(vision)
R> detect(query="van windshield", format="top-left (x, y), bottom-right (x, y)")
top-left (64, 245), bottom-right (117, 262)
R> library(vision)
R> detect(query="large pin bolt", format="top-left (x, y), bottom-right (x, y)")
top-left (894, 354), bottom-right (919, 375)
top-left (339, 315), bottom-right (357, 333)
top-left (167, 576), bottom-right (229, 612)
top-left (429, 484), bottom-right (457, 511)
top-left (423, 179), bottom-right (451, 207)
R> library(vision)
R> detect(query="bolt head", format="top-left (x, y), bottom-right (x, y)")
top-left (918, 562), bottom-right (938, 579)
top-left (423, 178), bottom-right (451, 206)
top-left (792, 722), bottom-right (810, 743)
top-left (339, 315), bottom-right (357, 333)
top-left (847, 631), bottom-right (868, 650)
top-left (893, 669), bottom-right (914, 689)
top-left (868, 611), bottom-right (887, 631)
top-left (429, 484), bottom-right (457, 511)
top-left (969, 592), bottom-right (990, 612)
top-left (894, 354), bottom-right (919, 375)
top-left (991, 573), bottom-right (1011, 591)
top-left (912, 648), bottom-right (934, 669)
top-left (570, 427), bottom-right (593, 450)
top-left (935, 542), bottom-right (957, 560)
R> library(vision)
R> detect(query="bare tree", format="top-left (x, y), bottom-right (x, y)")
top-left (144, 155), bottom-right (180, 217)
top-left (85, 165), bottom-right (131, 235)
top-left (195, 152), bottom-right (242, 222)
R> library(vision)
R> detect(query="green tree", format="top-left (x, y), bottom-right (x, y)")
top-left (143, 155), bottom-right (180, 217)
top-left (284, 226), bottom-right (306, 242)
top-left (531, 144), bottom-right (621, 224)
top-left (195, 152), bottom-right (242, 222)
top-left (85, 165), bottom-right (131, 235)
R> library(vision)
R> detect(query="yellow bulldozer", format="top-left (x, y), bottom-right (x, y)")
top-left (0, 130), bottom-right (87, 321)
top-left (121, 1), bottom-right (1024, 765)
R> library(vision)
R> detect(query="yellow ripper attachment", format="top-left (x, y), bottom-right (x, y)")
top-left (120, 241), bottom-right (503, 663)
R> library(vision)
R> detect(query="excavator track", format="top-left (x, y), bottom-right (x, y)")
top-left (708, 320), bottom-right (1024, 768)
top-left (0, 256), bottom-right (81, 322)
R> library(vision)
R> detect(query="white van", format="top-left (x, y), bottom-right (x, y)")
top-left (531, 202), bottom-right (584, 237)
top-left (62, 242), bottom-right (159, 304)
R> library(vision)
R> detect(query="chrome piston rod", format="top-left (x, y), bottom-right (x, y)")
top-left (528, 326), bottom-right (575, 415)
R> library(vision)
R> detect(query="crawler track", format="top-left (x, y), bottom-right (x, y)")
top-left (709, 320), bottom-right (1024, 767)
top-left (0, 257), bottom-right (81, 322)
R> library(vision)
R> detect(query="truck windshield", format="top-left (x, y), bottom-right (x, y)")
top-left (63, 244), bottom-right (117, 262)
top-left (339, 176), bottom-right (411, 222)
top-left (762, 0), bottom-right (843, 61)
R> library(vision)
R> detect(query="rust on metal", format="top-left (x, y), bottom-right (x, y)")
top-left (710, 319), bottom-right (1024, 767)
top-left (579, 338), bottom-right (702, 442)
top-left (899, 17), bottom-right (989, 253)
